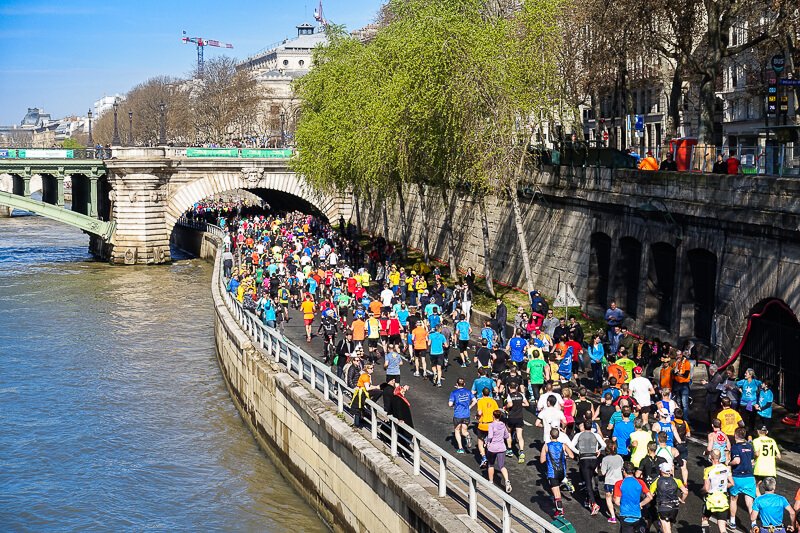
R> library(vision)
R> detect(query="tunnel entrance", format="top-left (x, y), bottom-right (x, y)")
top-left (685, 249), bottom-right (717, 342)
top-left (732, 299), bottom-right (800, 406)
top-left (645, 242), bottom-right (676, 331)
top-left (588, 232), bottom-right (611, 308)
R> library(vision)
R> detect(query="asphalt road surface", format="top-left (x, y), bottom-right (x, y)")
top-left (277, 307), bottom-right (799, 532)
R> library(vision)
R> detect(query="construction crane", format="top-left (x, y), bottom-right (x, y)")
top-left (181, 31), bottom-right (234, 77)
top-left (313, 0), bottom-right (329, 27)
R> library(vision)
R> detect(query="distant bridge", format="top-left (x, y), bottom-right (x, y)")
top-left (0, 147), bottom-right (352, 264)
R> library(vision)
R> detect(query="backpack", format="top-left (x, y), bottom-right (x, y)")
top-left (655, 476), bottom-right (681, 513)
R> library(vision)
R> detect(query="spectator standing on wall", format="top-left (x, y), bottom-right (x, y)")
top-left (726, 151), bottom-right (740, 174)
top-left (712, 153), bottom-right (727, 174)
top-left (660, 152), bottom-right (678, 171)
top-left (605, 301), bottom-right (624, 340)
top-left (638, 151), bottom-right (659, 171)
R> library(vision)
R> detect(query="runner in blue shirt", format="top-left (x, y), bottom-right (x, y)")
top-left (448, 377), bottom-right (477, 454)
top-left (609, 405), bottom-right (636, 456)
top-left (471, 368), bottom-right (496, 399)
top-left (428, 326), bottom-right (447, 387)
top-left (613, 462), bottom-right (652, 528)
top-left (507, 331), bottom-right (528, 371)
top-left (455, 315), bottom-right (472, 367)
top-left (480, 321), bottom-right (495, 350)
top-left (751, 477), bottom-right (794, 529)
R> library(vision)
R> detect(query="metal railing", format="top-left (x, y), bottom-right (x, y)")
top-left (185, 220), bottom-right (560, 533)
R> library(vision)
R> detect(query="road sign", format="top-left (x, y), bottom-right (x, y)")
top-left (772, 54), bottom-right (785, 73)
top-left (553, 284), bottom-right (580, 307)
top-left (635, 114), bottom-right (644, 131)
top-left (767, 78), bottom-right (778, 116)
top-left (602, 131), bottom-right (609, 141)
top-left (779, 78), bottom-right (800, 87)
top-left (780, 95), bottom-right (789, 113)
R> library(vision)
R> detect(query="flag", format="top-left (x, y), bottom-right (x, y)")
top-left (558, 347), bottom-right (573, 381)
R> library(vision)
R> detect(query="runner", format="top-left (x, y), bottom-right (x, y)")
top-left (751, 477), bottom-right (795, 533)
top-left (486, 410), bottom-right (513, 493)
top-left (428, 324), bottom-right (447, 387)
top-left (648, 462), bottom-right (688, 533)
top-left (300, 294), bottom-right (316, 342)
top-left (612, 461), bottom-right (652, 532)
top-left (703, 449), bottom-right (734, 533)
top-left (541, 427), bottom-right (574, 518)
top-left (411, 320), bottom-right (429, 378)
top-left (476, 387), bottom-right (500, 469)
top-left (753, 424), bottom-right (780, 490)
top-left (571, 419), bottom-right (605, 515)
top-left (729, 427), bottom-right (757, 530)
top-left (448, 377), bottom-right (476, 454)
top-left (454, 314), bottom-right (472, 367)
top-left (504, 381), bottom-right (529, 463)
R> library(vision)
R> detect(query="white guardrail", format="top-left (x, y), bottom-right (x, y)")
top-left (180, 219), bottom-right (560, 533)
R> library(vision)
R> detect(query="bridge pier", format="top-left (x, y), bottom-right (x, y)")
top-left (12, 175), bottom-right (31, 198)
top-left (105, 171), bottom-right (171, 265)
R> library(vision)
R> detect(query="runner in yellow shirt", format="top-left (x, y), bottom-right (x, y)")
top-left (300, 295), bottom-right (315, 342)
top-left (753, 425), bottom-right (780, 484)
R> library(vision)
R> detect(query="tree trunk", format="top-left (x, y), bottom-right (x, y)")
top-left (478, 194), bottom-right (495, 297)
top-left (381, 191), bottom-right (389, 241)
top-left (395, 181), bottom-right (409, 259)
top-left (509, 150), bottom-right (535, 294)
top-left (441, 187), bottom-right (458, 279)
top-left (353, 190), bottom-right (362, 236)
top-left (666, 61), bottom-right (683, 139)
top-left (698, 71), bottom-right (717, 145)
top-left (416, 182), bottom-right (430, 263)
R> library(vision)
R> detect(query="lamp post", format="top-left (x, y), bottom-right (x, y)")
top-left (158, 101), bottom-right (166, 145)
top-left (87, 109), bottom-right (93, 146)
top-left (111, 100), bottom-right (121, 145)
top-left (279, 111), bottom-right (286, 148)
top-left (128, 111), bottom-right (133, 146)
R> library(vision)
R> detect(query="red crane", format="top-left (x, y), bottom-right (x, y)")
top-left (182, 31), bottom-right (234, 77)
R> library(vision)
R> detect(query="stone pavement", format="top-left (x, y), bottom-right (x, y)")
top-left (275, 308), bottom-right (800, 533)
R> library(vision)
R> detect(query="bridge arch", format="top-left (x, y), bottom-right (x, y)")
top-left (164, 171), bottom-right (343, 237)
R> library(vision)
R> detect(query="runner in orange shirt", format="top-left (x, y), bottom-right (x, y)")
top-left (411, 323), bottom-right (429, 378)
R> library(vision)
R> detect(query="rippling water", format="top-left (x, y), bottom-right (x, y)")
top-left (0, 216), bottom-right (325, 532)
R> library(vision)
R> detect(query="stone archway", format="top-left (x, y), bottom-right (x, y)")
top-left (164, 170), bottom-right (344, 238)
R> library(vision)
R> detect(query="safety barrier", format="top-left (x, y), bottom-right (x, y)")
top-left (181, 219), bottom-right (560, 533)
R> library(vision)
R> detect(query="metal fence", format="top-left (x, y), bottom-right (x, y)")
top-left (182, 219), bottom-right (560, 533)
top-left (687, 144), bottom-right (799, 176)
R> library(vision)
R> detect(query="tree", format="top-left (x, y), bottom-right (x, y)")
top-left (191, 56), bottom-right (261, 144)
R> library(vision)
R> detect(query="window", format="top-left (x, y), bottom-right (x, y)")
top-left (282, 59), bottom-right (289, 66)
top-left (299, 60), bottom-right (305, 67)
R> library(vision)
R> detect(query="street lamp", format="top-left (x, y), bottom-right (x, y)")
top-left (128, 111), bottom-right (133, 146)
top-left (158, 101), bottom-right (167, 145)
top-left (112, 100), bottom-right (121, 145)
top-left (87, 109), bottom-right (93, 146)
top-left (279, 111), bottom-right (286, 148)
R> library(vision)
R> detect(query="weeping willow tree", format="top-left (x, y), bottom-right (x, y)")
top-left (294, 0), bottom-right (564, 291)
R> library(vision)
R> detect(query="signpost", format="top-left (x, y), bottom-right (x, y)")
top-left (772, 54), bottom-right (785, 74)
top-left (767, 78), bottom-right (778, 116)
top-left (778, 78), bottom-right (800, 87)
top-left (553, 281), bottom-right (581, 325)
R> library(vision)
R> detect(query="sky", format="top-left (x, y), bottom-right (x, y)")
top-left (0, 0), bottom-right (384, 125)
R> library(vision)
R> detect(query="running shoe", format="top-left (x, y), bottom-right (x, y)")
top-left (505, 449), bottom-right (513, 457)
top-left (554, 509), bottom-right (564, 518)
top-left (480, 457), bottom-right (487, 468)
top-left (505, 481), bottom-right (512, 493)
top-left (563, 479), bottom-right (575, 492)
top-left (728, 519), bottom-right (736, 529)
top-left (456, 448), bottom-right (465, 454)
top-left (607, 517), bottom-right (617, 524)
top-left (518, 453), bottom-right (525, 463)
top-left (413, 372), bottom-right (420, 377)
top-left (436, 381), bottom-right (442, 387)
top-left (460, 363), bottom-right (467, 368)
top-left (590, 503), bottom-right (600, 516)
top-left (465, 436), bottom-right (473, 449)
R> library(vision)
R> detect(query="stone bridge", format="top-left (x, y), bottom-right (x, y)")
top-left (0, 147), bottom-right (351, 265)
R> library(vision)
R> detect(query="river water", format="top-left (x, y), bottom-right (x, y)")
top-left (0, 216), bottom-right (325, 532)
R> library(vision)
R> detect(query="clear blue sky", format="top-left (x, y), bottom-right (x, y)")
top-left (0, 0), bottom-right (384, 125)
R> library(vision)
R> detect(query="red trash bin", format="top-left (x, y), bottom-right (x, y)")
top-left (669, 137), bottom-right (698, 171)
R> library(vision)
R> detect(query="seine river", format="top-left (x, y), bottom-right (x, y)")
top-left (0, 216), bottom-right (325, 531)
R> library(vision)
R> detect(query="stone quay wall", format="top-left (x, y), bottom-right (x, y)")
top-left (172, 225), bottom-right (467, 533)
top-left (357, 166), bottom-right (800, 356)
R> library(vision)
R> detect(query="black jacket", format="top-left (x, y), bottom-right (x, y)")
top-left (389, 394), bottom-right (414, 427)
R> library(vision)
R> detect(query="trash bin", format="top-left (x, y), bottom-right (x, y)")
top-left (669, 137), bottom-right (698, 171)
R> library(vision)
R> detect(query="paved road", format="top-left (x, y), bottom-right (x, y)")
top-left (276, 308), bottom-right (799, 532)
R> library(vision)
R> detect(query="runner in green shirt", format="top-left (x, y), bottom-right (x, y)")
top-left (527, 348), bottom-right (549, 404)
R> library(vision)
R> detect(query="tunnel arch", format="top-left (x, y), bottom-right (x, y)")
top-left (164, 171), bottom-right (342, 237)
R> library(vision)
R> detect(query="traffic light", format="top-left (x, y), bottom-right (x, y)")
top-left (767, 78), bottom-right (777, 116)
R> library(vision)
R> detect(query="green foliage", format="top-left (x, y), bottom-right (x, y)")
top-left (61, 137), bottom-right (85, 149)
top-left (292, 0), bottom-right (564, 196)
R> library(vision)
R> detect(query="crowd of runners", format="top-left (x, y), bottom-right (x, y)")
top-left (192, 202), bottom-right (799, 533)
